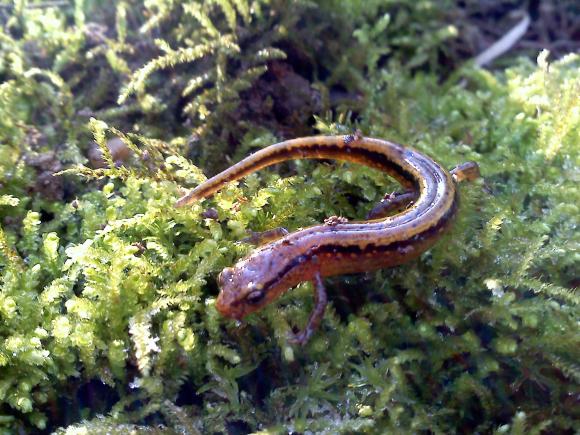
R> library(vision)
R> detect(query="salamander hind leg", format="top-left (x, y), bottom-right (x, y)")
top-left (367, 191), bottom-right (418, 219)
top-left (450, 161), bottom-right (480, 183)
top-left (288, 271), bottom-right (328, 346)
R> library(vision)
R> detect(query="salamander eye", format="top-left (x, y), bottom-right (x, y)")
top-left (245, 289), bottom-right (265, 305)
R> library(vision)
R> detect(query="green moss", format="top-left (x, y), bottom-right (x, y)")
top-left (1, 0), bottom-right (579, 433)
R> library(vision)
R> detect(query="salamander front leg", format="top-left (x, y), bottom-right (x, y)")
top-left (450, 161), bottom-right (480, 183)
top-left (288, 272), bottom-right (328, 346)
top-left (367, 191), bottom-right (418, 219)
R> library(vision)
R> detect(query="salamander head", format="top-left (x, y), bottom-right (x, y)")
top-left (215, 254), bottom-right (288, 320)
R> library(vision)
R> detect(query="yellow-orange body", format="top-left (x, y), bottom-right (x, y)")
top-left (176, 133), bottom-right (478, 327)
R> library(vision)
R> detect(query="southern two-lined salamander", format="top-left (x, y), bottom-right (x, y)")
top-left (176, 132), bottom-right (479, 344)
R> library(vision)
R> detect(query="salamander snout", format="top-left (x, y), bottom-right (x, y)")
top-left (216, 267), bottom-right (243, 318)
top-left (215, 259), bottom-right (277, 320)
top-left (218, 267), bottom-right (234, 287)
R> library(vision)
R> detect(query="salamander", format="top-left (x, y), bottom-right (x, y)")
top-left (176, 131), bottom-right (480, 344)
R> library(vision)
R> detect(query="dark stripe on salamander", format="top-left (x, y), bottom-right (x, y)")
top-left (264, 143), bottom-right (419, 188)
top-left (261, 191), bottom-right (458, 294)
top-left (186, 141), bottom-right (419, 202)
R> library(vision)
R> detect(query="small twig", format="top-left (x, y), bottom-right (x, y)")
top-left (473, 12), bottom-right (531, 67)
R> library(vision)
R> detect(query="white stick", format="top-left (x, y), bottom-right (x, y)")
top-left (474, 13), bottom-right (531, 67)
